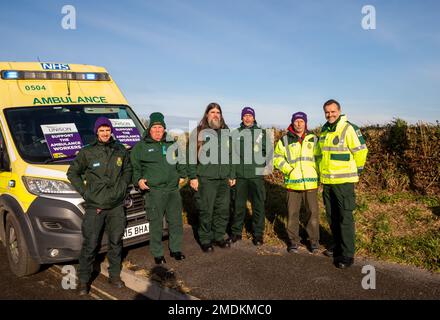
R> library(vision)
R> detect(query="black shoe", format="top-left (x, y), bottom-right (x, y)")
top-left (201, 243), bottom-right (214, 253)
top-left (77, 282), bottom-right (89, 296)
top-left (252, 237), bottom-right (263, 246)
top-left (214, 240), bottom-right (231, 248)
top-left (170, 251), bottom-right (186, 260)
top-left (336, 256), bottom-right (354, 269)
top-left (154, 256), bottom-right (167, 264)
top-left (310, 242), bottom-right (320, 254)
top-left (287, 243), bottom-right (299, 253)
top-left (108, 277), bottom-right (125, 289)
top-left (228, 234), bottom-right (242, 243)
top-left (323, 248), bottom-right (334, 257)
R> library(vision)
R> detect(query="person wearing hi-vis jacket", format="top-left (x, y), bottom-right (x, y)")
top-left (316, 99), bottom-right (368, 269)
top-left (274, 112), bottom-right (320, 254)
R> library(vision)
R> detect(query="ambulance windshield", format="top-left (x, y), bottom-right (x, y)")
top-left (4, 105), bottom-right (145, 164)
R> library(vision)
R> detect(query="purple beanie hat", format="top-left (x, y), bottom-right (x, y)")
top-left (241, 106), bottom-right (255, 119)
top-left (94, 117), bottom-right (113, 134)
top-left (291, 112), bottom-right (307, 124)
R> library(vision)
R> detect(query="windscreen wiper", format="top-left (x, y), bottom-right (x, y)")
top-left (44, 154), bottom-right (78, 164)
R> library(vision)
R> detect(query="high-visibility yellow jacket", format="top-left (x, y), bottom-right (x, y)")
top-left (317, 115), bottom-right (368, 184)
top-left (274, 131), bottom-right (319, 190)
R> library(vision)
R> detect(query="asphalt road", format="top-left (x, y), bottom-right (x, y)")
top-left (2, 225), bottom-right (438, 300)
top-left (123, 225), bottom-right (440, 300)
top-left (0, 244), bottom-right (146, 300)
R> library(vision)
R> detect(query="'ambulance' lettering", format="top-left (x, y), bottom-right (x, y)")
top-left (33, 96), bottom-right (107, 105)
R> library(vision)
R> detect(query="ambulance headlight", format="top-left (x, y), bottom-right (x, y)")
top-left (22, 177), bottom-right (77, 195)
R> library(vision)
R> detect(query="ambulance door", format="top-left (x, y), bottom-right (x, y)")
top-left (0, 126), bottom-right (12, 193)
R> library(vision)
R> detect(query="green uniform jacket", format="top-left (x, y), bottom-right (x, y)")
top-left (130, 133), bottom-right (186, 191)
top-left (67, 137), bottom-right (133, 209)
top-left (232, 122), bottom-right (267, 179)
top-left (187, 128), bottom-right (234, 180)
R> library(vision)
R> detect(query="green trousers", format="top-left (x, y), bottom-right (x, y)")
top-left (231, 178), bottom-right (266, 238)
top-left (79, 205), bottom-right (126, 283)
top-left (145, 189), bottom-right (183, 258)
top-left (323, 183), bottom-right (356, 258)
top-left (195, 178), bottom-right (230, 245)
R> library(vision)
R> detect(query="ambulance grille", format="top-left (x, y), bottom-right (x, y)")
top-left (124, 192), bottom-right (145, 216)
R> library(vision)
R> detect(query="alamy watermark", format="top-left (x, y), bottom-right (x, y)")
top-left (362, 5), bottom-right (376, 30)
top-left (361, 264), bottom-right (376, 290)
top-left (165, 125), bottom-right (275, 176)
top-left (61, 5), bottom-right (76, 30)
top-left (61, 265), bottom-right (77, 289)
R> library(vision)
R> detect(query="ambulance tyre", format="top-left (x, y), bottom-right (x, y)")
top-left (5, 214), bottom-right (40, 277)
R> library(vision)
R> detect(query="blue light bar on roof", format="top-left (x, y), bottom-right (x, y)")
top-left (3, 71), bottom-right (19, 79)
top-left (0, 70), bottom-right (110, 81)
top-left (85, 73), bottom-right (96, 80)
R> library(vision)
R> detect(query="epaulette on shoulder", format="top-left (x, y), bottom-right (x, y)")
top-left (347, 121), bottom-right (360, 131)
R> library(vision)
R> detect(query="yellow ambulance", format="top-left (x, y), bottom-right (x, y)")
top-left (0, 62), bottom-right (150, 276)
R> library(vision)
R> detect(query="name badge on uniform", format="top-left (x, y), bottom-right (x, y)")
top-left (116, 157), bottom-right (123, 167)
top-left (162, 145), bottom-right (167, 155)
top-left (93, 162), bottom-right (100, 168)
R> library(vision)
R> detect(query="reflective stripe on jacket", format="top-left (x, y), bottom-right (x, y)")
top-left (274, 132), bottom-right (319, 190)
top-left (317, 115), bottom-right (368, 184)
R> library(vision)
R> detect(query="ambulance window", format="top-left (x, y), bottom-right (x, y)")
top-left (0, 128), bottom-right (10, 171)
top-left (4, 105), bottom-right (144, 164)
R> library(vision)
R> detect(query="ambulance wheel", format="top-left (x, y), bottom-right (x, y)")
top-left (5, 214), bottom-right (40, 277)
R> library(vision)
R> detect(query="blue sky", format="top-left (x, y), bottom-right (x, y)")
top-left (1, 0), bottom-right (439, 129)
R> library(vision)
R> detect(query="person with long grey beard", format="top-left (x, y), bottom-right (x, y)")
top-left (187, 102), bottom-right (236, 252)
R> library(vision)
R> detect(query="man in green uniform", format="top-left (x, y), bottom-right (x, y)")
top-left (131, 112), bottom-right (186, 264)
top-left (229, 107), bottom-right (267, 246)
top-left (187, 102), bottom-right (235, 252)
top-left (317, 99), bottom-right (368, 268)
top-left (67, 117), bottom-right (132, 295)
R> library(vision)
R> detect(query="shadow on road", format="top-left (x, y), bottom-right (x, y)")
top-left (181, 178), bottom-right (334, 253)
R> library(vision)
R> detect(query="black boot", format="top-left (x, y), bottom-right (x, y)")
top-left (227, 234), bottom-right (242, 243)
top-left (336, 256), bottom-right (354, 269)
top-left (252, 237), bottom-right (263, 246)
top-left (170, 252), bottom-right (186, 260)
top-left (154, 256), bottom-right (167, 264)
top-left (214, 239), bottom-right (231, 248)
top-left (77, 282), bottom-right (89, 296)
top-left (108, 277), bottom-right (125, 289)
top-left (201, 243), bottom-right (214, 253)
